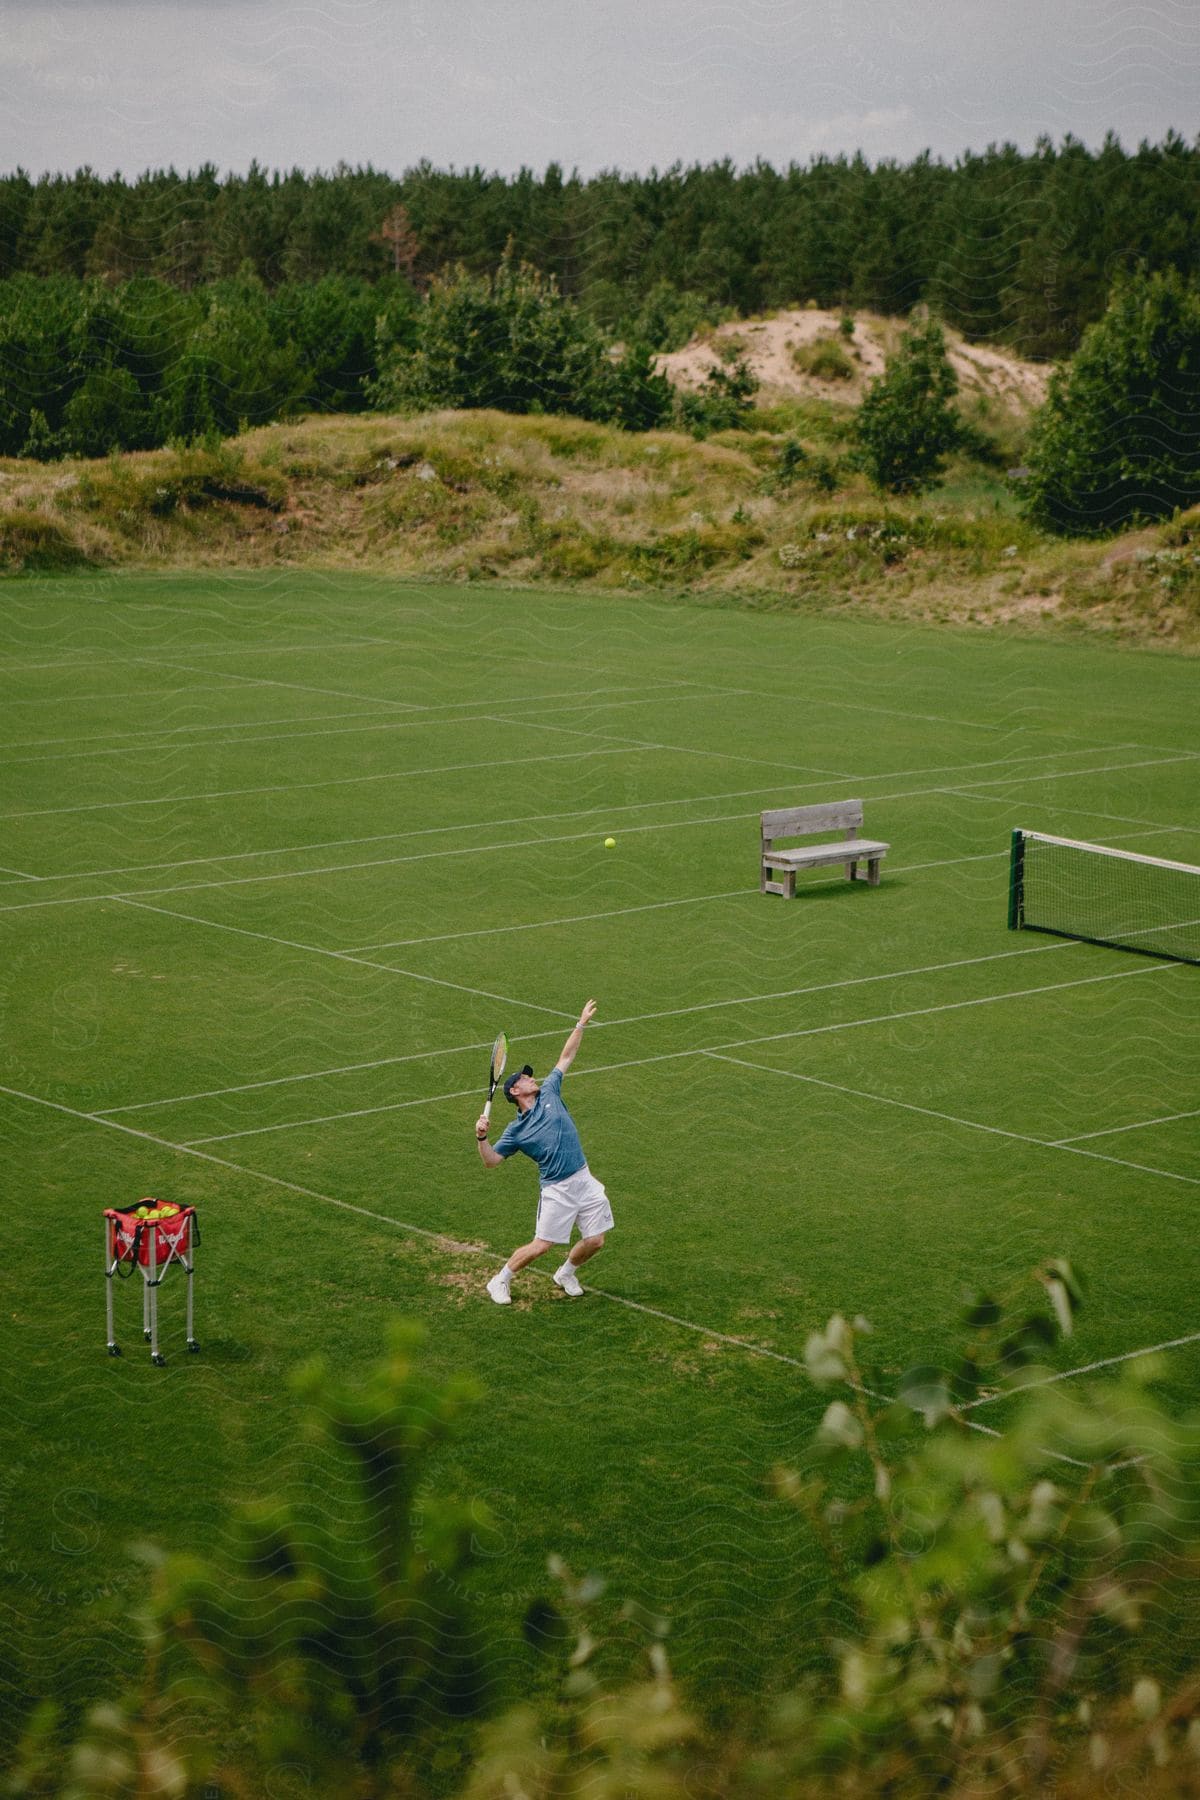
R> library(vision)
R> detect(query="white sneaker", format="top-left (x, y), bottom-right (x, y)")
top-left (486, 1273), bottom-right (512, 1305)
top-left (554, 1264), bottom-right (584, 1298)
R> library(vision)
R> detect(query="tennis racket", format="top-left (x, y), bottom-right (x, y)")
top-left (483, 1031), bottom-right (508, 1123)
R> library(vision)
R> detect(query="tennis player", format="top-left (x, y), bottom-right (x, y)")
top-left (475, 998), bottom-right (613, 1304)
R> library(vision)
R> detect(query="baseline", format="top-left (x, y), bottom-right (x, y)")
top-left (3, 1080), bottom-right (1186, 1430)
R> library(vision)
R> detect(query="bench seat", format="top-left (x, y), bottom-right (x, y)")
top-left (761, 802), bottom-right (889, 898)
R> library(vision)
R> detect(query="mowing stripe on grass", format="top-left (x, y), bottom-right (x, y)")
top-left (702, 1049), bottom-right (1200, 1190)
top-left (0, 1078), bottom-right (1174, 1443)
top-left (140, 657), bottom-right (428, 713)
top-left (2, 674), bottom-right (698, 755)
top-left (0, 1078), bottom-right (1165, 1474)
top-left (175, 960), bottom-right (1179, 1147)
top-left (945, 788), bottom-right (1200, 837)
top-left (2, 705), bottom-right (413, 758)
top-left (0, 807), bottom-right (788, 911)
top-left (5, 749), bottom-right (1190, 913)
top-left (2, 731), bottom-right (1183, 832)
top-left (0, 773), bottom-right (890, 889)
top-left (0, 744), bottom-right (639, 829)
top-left (0, 679), bottom-right (268, 709)
top-left (108, 896), bottom-right (578, 1020)
top-left (0, 638), bottom-right (399, 672)
top-left (1, 682), bottom-right (701, 766)
top-left (95, 936), bottom-right (1079, 1115)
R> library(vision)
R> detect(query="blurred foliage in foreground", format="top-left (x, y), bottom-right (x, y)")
top-left (7, 1264), bottom-right (1200, 1799)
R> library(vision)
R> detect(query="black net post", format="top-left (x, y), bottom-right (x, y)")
top-left (1007, 829), bottom-right (1025, 931)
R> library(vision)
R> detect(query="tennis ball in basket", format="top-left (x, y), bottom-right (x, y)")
top-left (604, 836), bottom-right (616, 849)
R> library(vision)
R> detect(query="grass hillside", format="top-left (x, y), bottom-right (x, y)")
top-left (2, 387), bottom-right (1198, 650)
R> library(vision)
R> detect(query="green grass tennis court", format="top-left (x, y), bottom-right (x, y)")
top-left (2, 570), bottom-right (1198, 1752)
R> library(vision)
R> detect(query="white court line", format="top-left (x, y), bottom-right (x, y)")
top-left (680, 679), bottom-right (1009, 734)
top-left (4, 781), bottom-right (1181, 907)
top-left (0, 743), bottom-right (637, 829)
top-left (1053, 1106), bottom-right (1200, 1145)
top-left (962, 1333), bottom-right (1200, 1408)
top-left (0, 806), bottom-right (773, 913)
top-left (955, 752), bottom-right (1200, 792)
top-left (2, 742), bottom-right (1184, 913)
top-left (152, 658), bottom-right (703, 721)
top-left (6, 744), bottom-right (1192, 915)
top-left (0, 724), bottom-right (1178, 828)
top-left (0, 1079), bottom-right (1181, 1436)
top-left (96, 935), bottom-right (1078, 1116)
top-left (113, 896), bottom-right (578, 1021)
top-left (0, 781), bottom-right (837, 889)
top-left (0, 682), bottom-right (696, 767)
top-left (0, 638), bottom-right (397, 673)
top-left (0, 679), bottom-right (267, 710)
top-left (180, 959), bottom-right (1178, 1146)
top-left (1, 674), bottom-right (691, 757)
top-left (139, 657), bottom-right (426, 714)
top-left (508, 711), bottom-right (1130, 786)
top-left (702, 1047), bottom-right (1200, 1190)
top-left (0, 1077), bottom-right (823, 1374)
top-left (1, 705), bottom-right (407, 758)
top-left (946, 788), bottom-right (1200, 839)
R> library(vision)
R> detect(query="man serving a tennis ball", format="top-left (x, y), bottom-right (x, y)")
top-left (475, 998), bottom-right (613, 1305)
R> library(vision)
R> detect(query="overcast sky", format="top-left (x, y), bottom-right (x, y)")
top-left (2, 0), bottom-right (1198, 180)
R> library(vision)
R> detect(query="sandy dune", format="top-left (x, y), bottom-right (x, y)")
top-left (657, 308), bottom-right (1050, 413)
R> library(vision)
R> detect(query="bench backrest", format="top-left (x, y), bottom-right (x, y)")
top-left (761, 800), bottom-right (863, 845)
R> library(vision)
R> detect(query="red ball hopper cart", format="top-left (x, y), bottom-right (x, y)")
top-left (104, 1200), bottom-right (199, 1366)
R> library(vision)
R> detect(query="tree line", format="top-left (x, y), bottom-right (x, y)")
top-left (2, 133), bottom-right (1199, 357)
top-left (0, 270), bottom-right (419, 458)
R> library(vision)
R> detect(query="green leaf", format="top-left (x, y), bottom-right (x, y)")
top-left (818, 1400), bottom-right (865, 1450)
top-left (897, 1364), bottom-right (953, 1427)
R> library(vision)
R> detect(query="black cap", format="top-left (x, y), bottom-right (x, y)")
top-left (503, 1064), bottom-right (534, 1102)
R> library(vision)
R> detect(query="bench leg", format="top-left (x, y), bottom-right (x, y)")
top-left (846, 860), bottom-right (858, 881)
top-left (784, 869), bottom-right (796, 899)
top-left (868, 858), bottom-right (880, 887)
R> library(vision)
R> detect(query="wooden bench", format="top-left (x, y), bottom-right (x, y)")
top-left (761, 800), bottom-right (889, 898)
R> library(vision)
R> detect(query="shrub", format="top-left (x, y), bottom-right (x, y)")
top-left (792, 333), bottom-right (856, 382)
top-left (14, 1272), bottom-right (1200, 1798)
top-left (673, 355), bottom-right (759, 436)
top-left (853, 319), bottom-right (961, 493)
top-left (368, 255), bottom-right (673, 432)
top-left (0, 507), bottom-right (91, 571)
top-left (1021, 268), bottom-right (1200, 536)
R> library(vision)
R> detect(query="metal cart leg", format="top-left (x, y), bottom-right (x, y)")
top-left (105, 1219), bottom-right (121, 1356)
top-left (186, 1273), bottom-right (199, 1350)
top-left (149, 1225), bottom-right (165, 1365)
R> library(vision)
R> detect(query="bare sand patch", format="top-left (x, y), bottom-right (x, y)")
top-left (657, 309), bottom-right (1050, 414)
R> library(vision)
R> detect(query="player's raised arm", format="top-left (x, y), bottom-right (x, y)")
top-left (556, 999), bottom-right (597, 1073)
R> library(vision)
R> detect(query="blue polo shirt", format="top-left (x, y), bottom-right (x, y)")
top-left (494, 1067), bottom-right (586, 1186)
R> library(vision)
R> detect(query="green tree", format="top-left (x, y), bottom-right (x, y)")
top-left (369, 255), bottom-right (671, 430)
top-left (1021, 267), bottom-right (1200, 535)
top-left (853, 318), bottom-right (961, 493)
top-left (59, 365), bottom-right (150, 456)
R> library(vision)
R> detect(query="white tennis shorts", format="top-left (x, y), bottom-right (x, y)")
top-left (534, 1165), bottom-right (614, 1245)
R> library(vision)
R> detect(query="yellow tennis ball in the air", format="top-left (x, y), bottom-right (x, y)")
top-left (604, 836), bottom-right (616, 849)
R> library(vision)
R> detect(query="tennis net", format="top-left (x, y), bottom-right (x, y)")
top-left (1008, 830), bottom-right (1200, 964)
